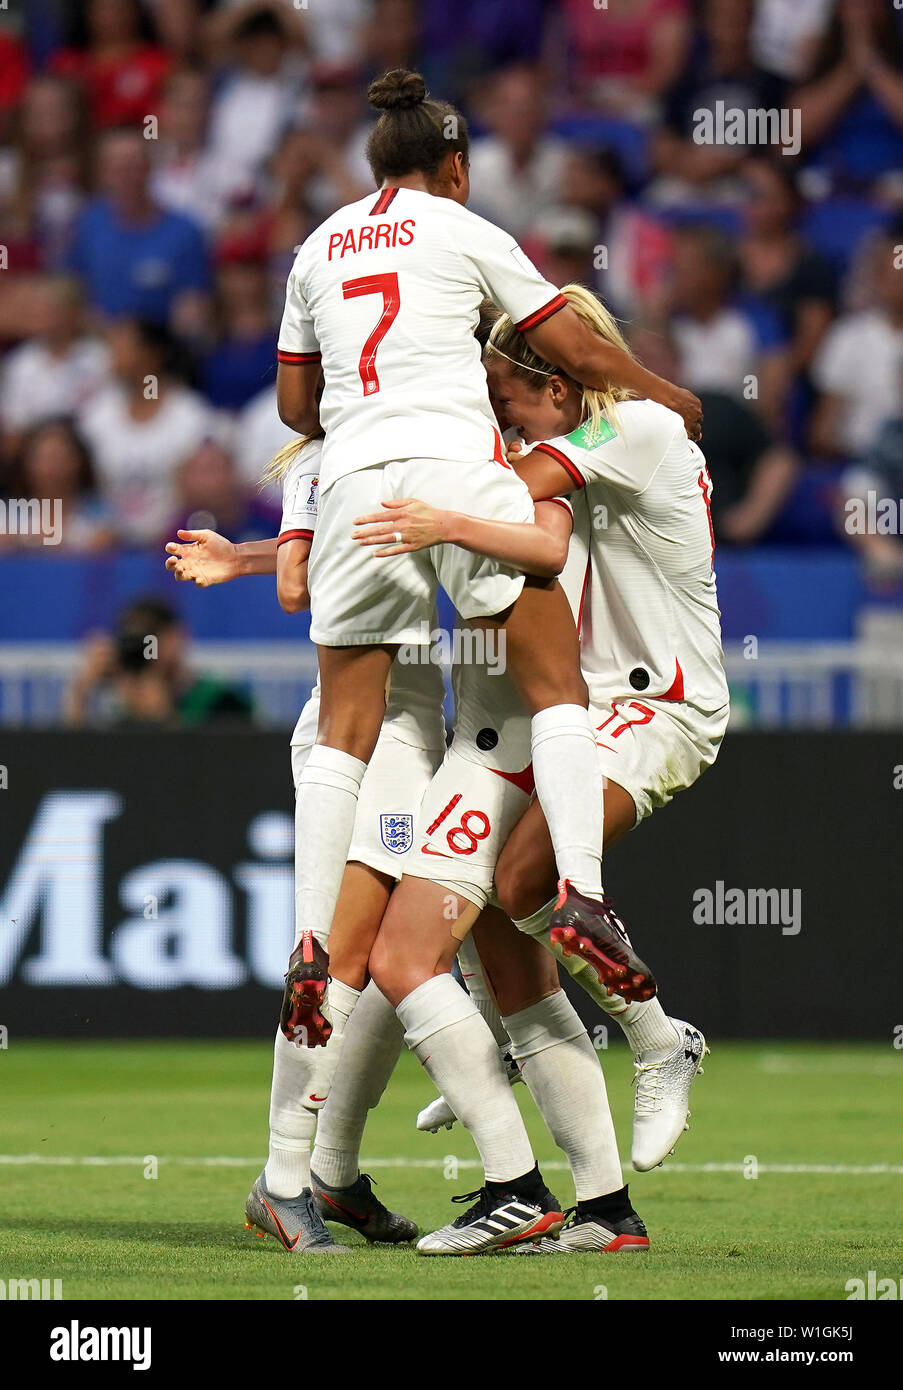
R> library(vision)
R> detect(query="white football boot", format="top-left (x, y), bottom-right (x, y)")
top-left (416, 1046), bottom-right (522, 1134)
top-left (631, 1018), bottom-right (708, 1171)
top-left (512, 1206), bottom-right (649, 1254)
top-left (416, 1183), bottom-right (563, 1256)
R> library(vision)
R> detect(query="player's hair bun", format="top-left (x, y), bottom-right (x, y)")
top-left (368, 69), bottom-right (427, 112)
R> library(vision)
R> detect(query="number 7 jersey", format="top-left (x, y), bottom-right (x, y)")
top-left (277, 186), bottom-right (566, 496)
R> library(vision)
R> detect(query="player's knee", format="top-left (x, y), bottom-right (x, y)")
top-left (368, 935), bottom-right (411, 1008)
top-left (520, 674), bottom-right (589, 717)
top-left (494, 850), bottom-right (552, 923)
top-left (315, 723), bottom-right (378, 763)
top-left (367, 932), bottom-right (392, 994)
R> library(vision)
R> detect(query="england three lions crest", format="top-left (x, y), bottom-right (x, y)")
top-left (380, 814), bottom-right (413, 855)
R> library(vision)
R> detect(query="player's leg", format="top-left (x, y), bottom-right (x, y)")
top-left (369, 875), bottom-right (564, 1255)
top-left (247, 861), bottom-right (391, 1254)
top-left (469, 579), bottom-right (658, 999)
top-left (279, 729), bottom-right (441, 1243)
top-left (495, 783), bottom-right (670, 1017)
top-left (473, 577), bottom-right (602, 889)
top-left (496, 782), bottom-right (704, 1172)
top-left (416, 933), bottom-right (521, 1133)
top-left (308, 979), bottom-right (418, 1242)
top-left (472, 908), bottom-right (648, 1254)
top-left (291, 464), bottom-right (441, 1033)
top-left (287, 643), bottom-right (396, 1047)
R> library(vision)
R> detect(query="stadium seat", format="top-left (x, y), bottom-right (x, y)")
top-left (800, 198), bottom-right (894, 273)
top-left (549, 114), bottom-right (650, 189)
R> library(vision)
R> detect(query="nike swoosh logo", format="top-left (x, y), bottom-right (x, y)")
top-left (262, 1197), bottom-right (301, 1250)
top-left (320, 1192), bottom-right (370, 1226)
top-left (309, 1094), bottom-right (328, 1102)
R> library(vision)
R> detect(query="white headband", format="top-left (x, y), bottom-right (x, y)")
top-left (486, 343), bottom-right (557, 376)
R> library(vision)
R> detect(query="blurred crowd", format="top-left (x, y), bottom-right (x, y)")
top-left (1, 0), bottom-right (903, 575)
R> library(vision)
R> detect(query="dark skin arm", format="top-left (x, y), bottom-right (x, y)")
top-left (276, 360), bottom-right (323, 435)
top-left (525, 307), bottom-right (703, 441)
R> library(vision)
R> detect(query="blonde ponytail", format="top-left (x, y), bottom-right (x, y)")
top-left (485, 284), bottom-right (635, 435)
top-left (258, 428), bottom-right (324, 490)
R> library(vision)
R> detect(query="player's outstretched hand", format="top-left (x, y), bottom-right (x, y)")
top-left (164, 529), bottom-right (238, 586)
top-left (352, 498), bottom-right (449, 556)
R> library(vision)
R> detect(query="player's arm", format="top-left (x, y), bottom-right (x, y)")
top-left (276, 534), bottom-right (312, 613)
top-left (525, 307), bottom-right (702, 441)
top-left (510, 448), bottom-right (579, 502)
top-left (352, 498), bottom-right (572, 578)
top-left (276, 360), bottom-right (322, 436)
top-left (276, 260), bottom-right (322, 433)
top-left (165, 530), bottom-right (279, 585)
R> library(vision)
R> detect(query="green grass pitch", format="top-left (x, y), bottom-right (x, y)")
top-left (0, 1039), bottom-right (898, 1301)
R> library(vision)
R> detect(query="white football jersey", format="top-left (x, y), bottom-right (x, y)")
top-left (281, 439), bottom-right (447, 751)
top-left (277, 186), bottom-right (565, 494)
top-left (532, 400), bottom-right (729, 714)
top-left (278, 436), bottom-right (322, 543)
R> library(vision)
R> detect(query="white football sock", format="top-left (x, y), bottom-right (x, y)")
top-left (294, 746), bottom-right (367, 950)
top-left (503, 991), bottom-right (622, 1201)
top-left (530, 704), bottom-right (603, 899)
top-left (312, 982), bottom-right (403, 1189)
top-left (397, 975), bottom-right (535, 1183)
top-left (265, 1029), bottom-right (317, 1197)
top-left (316, 976), bottom-right (361, 1091)
top-left (599, 993), bottom-right (680, 1061)
top-left (455, 935), bottom-right (508, 1048)
top-left (514, 899), bottom-right (680, 1060)
top-left (265, 978), bottom-right (361, 1198)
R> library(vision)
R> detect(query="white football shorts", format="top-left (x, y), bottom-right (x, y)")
top-left (403, 743), bottom-right (534, 911)
top-left (292, 724), bottom-right (444, 881)
top-left (308, 456), bottom-right (533, 646)
top-left (590, 694), bottom-right (730, 826)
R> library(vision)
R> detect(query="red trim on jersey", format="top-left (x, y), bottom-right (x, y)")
top-left (659, 659), bottom-right (685, 703)
top-left (515, 294), bottom-right (568, 333)
top-left (533, 443), bottom-right (585, 489)
top-left (277, 349), bottom-right (321, 364)
top-left (546, 497), bottom-right (574, 519)
top-left (576, 553), bottom-right (591, 639)
top-left (277, 528), bottom-right (313, 546)
top-left (489, 763), bottom-right (536, 797)
top-left (697, 466), bottom-right (715, 571)
top-left (369, 187), bottom-right (399, 216)
top-left (492, 428), bottom-right (512, 468)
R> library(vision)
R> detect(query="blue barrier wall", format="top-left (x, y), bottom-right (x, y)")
top-left (2, 549), bottom-right (901, 643)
